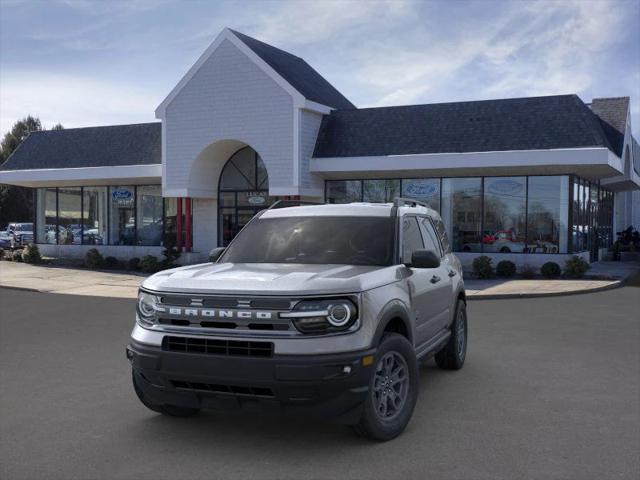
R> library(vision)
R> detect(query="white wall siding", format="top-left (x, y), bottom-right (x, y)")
top-left (163, 39), bottom-right (294, 196)
top-left (299, 109), bottom-right (324, 195)
top-left (192, 198), bottom-right (217, 254)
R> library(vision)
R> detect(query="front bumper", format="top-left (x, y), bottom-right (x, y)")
top-left (127, 339), bottom-right (376, 423)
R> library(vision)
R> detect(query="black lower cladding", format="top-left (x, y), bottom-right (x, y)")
top-left (128, 339), bottom-right (376, 423)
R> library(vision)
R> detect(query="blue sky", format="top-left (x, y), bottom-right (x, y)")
top-left (1, 0), bottom-right (639, 137)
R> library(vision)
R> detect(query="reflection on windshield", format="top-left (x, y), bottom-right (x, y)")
top-left (220, 216), bottom-right (394, 266)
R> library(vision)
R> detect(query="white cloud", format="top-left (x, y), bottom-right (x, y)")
top-left (0, 72), bottom-right (158, 132)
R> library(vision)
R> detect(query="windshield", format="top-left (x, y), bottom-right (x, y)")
top-left (13, 224), bottom-right (33, 231)
top-left (220, 216), bottom-right (394, 266)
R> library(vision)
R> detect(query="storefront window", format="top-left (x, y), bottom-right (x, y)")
top-left (526, 176), bottom-right (569, 254)
top-left (136, 185), bottom-right (163, 246)
top-left (164, 198), bottom-right (177, 247)
top-left (483, 177), bottom-right (526, 253)
top-left (109, 186), bottom-right (136, 245)
top-left (363, 179), bottom-right (400, 203)
top-left (82, 187), bottom-right (107, 245)
top-left (441, 178), bottom-right (482, 252)
top-left (326, 180), bottom-right (362, 203)
top-left (57, 187), bottom-right (82, 245)
top-left (36, 188), bottom-right (57, 244)
top-left (401, 178), bottom-right (440, 211)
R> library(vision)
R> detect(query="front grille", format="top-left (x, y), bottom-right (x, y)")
top-left (171, 380), bottom-right (274, 397)
top-left (158, 318), bottom-right (291, 331)
top-left (163, 336), bottom-right (274, 357)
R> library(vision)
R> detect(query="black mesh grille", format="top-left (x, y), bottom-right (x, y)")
top-left (171, 380), bottom-right (274, 397)
top-left (162, 336), bottom-right (273, 357)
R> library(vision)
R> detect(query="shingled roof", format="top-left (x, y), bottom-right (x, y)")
top-left (230, 29), bottom-right (355, 111)
top-left (590, 97), bottom-right (630, 157)
top-left (0, 122), bottom-right (161, 171)
top-left (313, 95), bottom-right (617, 158)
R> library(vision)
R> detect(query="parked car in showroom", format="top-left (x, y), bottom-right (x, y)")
top-left (127, 199), bottom-right (467, 441)
top-left (3, 223), bottom-right (34, 249)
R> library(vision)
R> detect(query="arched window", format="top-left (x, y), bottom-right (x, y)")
top-left (218, 146), bottom-right (272, 246)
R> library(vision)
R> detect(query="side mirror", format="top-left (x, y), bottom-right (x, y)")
top-left (209, 247), bottom-right (226, 263)
top-left (407, 249), bottom-right (440, 269)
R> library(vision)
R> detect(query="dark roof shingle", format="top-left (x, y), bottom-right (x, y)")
top-left (1, 122), bottom-right (161, 171)
top-left (590, 97), bottom-right (629, 157)
top-left (313, 95), bottom-right (616, 158)
top-left (230, 29), bottom-right (355, 110)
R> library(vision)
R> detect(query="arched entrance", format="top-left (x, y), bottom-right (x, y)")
top-left (218, 146), bottom-right (273, 245)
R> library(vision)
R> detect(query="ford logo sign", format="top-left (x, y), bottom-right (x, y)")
top-left (247, 195), bottom-right (266, 205)
top-left (488, 180), bottom-right (523, 195)
top-left (112, 189), bottom-right (133, 200)
top-left (404, 183), bottom-right (438, 197)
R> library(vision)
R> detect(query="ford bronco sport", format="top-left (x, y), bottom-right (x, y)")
top-left (127, 198), bottom-right (467, 441)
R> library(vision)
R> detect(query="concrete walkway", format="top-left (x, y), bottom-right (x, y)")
top-left (2, 260), bottom-right (639, 300)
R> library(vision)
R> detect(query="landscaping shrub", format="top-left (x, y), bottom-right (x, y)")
top-left (0, 249), bottom-right (5, 260)
top-left (496, 260), bottom-right (516, 278)
top-left (540, 262), bottom-right (561, 278)
top-left (140, 255), bottom-right (160, 273)
top-left (11, 250), bottom-right (24, 262)
top-left (128, 257), bottom-right (141, 271)
top-left (564, 256), bottom-right (590, 278)
top-left (472, 256), bottom-right (494, 279)
top-left (104, 256), bottom-right (119, 269)
top-left (85, 248), bottom-right (104, 269)
top-left (21, 244), bottom-right (42, 264)
top-left (519, 264), bottom-right (536, 279)
top-left (161, 232), bottom-right (180, 269)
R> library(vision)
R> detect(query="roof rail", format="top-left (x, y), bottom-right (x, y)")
top-left (266, 199), bottom-right (325, 210)
top-left (392, 197), bottom-right (430, 209)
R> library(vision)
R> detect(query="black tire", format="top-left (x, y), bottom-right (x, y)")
top-left (132, 371), bottom-right (200, 418)
top-left (353, 333), bottom-right (419, 441)
top-left (435, 300), bottom-right (467, 370)
top-left (500, 247), bottom-right (511, 253)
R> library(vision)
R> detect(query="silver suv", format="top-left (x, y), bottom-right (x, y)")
top-left (127, 199), bottom-right (467, 441)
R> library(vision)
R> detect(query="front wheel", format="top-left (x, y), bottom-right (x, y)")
top-left (353, 333), bottom-right (419, 441)
top-left (132, 371), bottom-right (200, 417)
top-left (435, 300), bottom-right (467, 370)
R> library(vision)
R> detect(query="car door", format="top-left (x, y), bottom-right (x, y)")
top-left (419, 216), bottom-right (453, 333)
top-left (401, 216), bottom-right (447, 347)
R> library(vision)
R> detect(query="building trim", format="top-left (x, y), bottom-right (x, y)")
top-left (0, 164), bottom-right (162, 188)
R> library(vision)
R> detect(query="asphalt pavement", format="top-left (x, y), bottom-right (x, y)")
top-left (1, 281), bottom-right (639, 480)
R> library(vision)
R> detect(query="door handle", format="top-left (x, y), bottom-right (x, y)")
top-left (448, 269), bottom-right (457, 277)
top-left (430, 275), bottom-right (441, 284)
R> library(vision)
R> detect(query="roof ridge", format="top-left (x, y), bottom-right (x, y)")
top-left (228, 29), bottom-right (303, 61)
top-left (29, 122), bottom-right (161, 134)
top-left (349, 94), bottom-right (579, 112)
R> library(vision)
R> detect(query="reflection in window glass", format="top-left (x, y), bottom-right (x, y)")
top-left (401, 217), bottom-right (424, 264)
top-left (526, 176), bottom-right (569, 253)
top-left (402, 179), bottom-right (440, 212)
top-left (57, 187), bottom-right (82, 245)
top-left (441, 178), bottom-right (482, 252)
top-left (363, 179), bottom-right (400, 203)
top-left (136, 186), bottom-right (163, 246)
top-left (82, 187), bottom-right (107, 245)
top-left (483, 177), bottom-right (526, 253)
top-left (326, 180), bottom-right (362, 203)
top-left (36, 188), bottom-right (57, 244)
top-left (109, 186), bottom-right (136, 245)
top-left (164, 198), bottom-right (177, 247)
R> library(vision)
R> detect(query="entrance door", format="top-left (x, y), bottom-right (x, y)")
top-left (218, 146), bottom-right (272, 246)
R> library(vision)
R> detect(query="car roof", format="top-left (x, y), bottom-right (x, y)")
top-left (260, 202), bottom-right (441, 220)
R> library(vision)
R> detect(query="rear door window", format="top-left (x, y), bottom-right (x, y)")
top-left (419, 217), bottom-right (442, 257)
top-left (434, 219), bottom-right (451, 253)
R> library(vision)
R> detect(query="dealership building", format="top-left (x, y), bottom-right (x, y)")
top-left (1, 28), bottom-right (638, 267)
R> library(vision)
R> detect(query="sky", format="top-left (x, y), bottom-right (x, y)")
top-left (1, 0), bottom-right (639, 138)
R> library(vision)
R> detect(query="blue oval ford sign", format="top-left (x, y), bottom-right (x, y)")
top-left (112, 189), bottom-right (133, 200)
top-left (488, 180), bottom-right (523, 195)
top-left (404, 182), bottom-right (438, 197)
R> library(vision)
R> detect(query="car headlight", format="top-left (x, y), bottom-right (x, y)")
top-left (137, 291), bottom-right (160, 326)
top-left (281, 298), bottom-right (358, 334)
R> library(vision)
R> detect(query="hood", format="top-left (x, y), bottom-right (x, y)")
top-left (142, 262), bottom-right (401, 296)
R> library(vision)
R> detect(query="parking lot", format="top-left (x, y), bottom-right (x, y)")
top-left (1, 282), bottom-right (639, 480)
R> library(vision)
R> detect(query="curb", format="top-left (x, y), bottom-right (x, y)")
top-left (466, 279), bottom-right (623, 301)
top-left (0, 284), bottom-right (41, 293)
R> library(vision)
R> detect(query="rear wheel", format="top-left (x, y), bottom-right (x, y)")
top-left (132, 371), bottom-right (200, 417)
top-left (354, 333), bottom-right (418, 441)
top-left (435, 300), bottom-right (467, 370)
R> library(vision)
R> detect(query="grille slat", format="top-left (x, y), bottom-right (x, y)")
top-left (163, 336), bottom-right (273, 358)
top-left (170, 380), bottom-right (274, 398)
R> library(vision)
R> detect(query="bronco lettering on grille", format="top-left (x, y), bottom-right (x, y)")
top-left (157, 306), bottom-right (273, 320)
